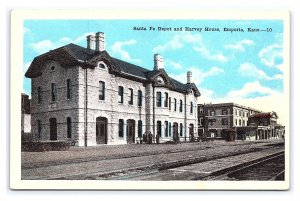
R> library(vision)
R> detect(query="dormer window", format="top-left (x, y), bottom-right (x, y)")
top-left (97, 61), bottom-right (107, 69)
top-left (156, 76), bottom-right (165, 85)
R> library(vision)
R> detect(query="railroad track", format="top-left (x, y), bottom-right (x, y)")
top-left (22, 142), bottom-right (284, 180)
top-left (92, 149), bottom-right (285, 181)
top-left (205, 152), bottom-right (285, 181)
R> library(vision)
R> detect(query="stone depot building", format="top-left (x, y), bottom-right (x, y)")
top-left (25, 32), bottom-right (201, 146)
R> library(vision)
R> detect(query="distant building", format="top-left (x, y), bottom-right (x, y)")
top-left (198, 103), bottom-right (284, 141)
top-left (198, 103), bottom-right (261, 139)
top-left (25, 32), bottom-right (201, 146)
top-left (21, 93), bottom-right (31, 134)
top-left (248, 112), bottom-right (281, 140)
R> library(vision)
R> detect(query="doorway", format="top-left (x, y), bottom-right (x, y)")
top-left (49, 118), bottom-right (57, 140)
top-left (126, 119), bottom-right (135, 144)
top-left (173, 122), bottom-right (179, 140)
top-left (96, 117), bottom-right (107, 144)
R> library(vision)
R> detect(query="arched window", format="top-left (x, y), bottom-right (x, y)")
top-left (156, 91), bottom-right (162, 107)
top-left (67, 79), bottom-right (72, 100)
top-left (164, 92), bottom-right (168, 107)
top-left (180, 123), bottom-right (183, 137)
top-left (67, 117), bottom-right (72, 138)
top-left (157, 121), bottom-right (162, 137)
top-left (179, 100), bottom-right (183, 112)
top-left (165, 121), bottom-right (168, 138)
top-left (174, 98), bottom-right (177, 111)
top-left (37, 120), bottom-right (42, 140)
top-left (99, 81), bottom-right (105, 100)
top-left (138, 120), bottom-right (143, 138)
top-left (128, 88), bottom-right (133, 105)
top-left (119, 119), bottom-right (124, 138)
top-left (138, 90), bottom-right (142, 106)
top-left (51, 83), bottom-right (57, 102)
top-left (118, 86), bottom-right (124, 103)
top-left (97, 61), bottom-right (106, 69)
top-left (37, 86), bottom-right (42, 104)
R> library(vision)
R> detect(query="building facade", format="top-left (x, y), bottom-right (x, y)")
top-left (25, 32), bottom-right (201, 146)
top-left (21, 93), bottom-right (31, 134)
top-left (248, 112), bottom-right (280, 140)
top-left (197, 103), bottom-right (261, 139)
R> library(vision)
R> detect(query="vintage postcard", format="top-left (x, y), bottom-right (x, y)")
top-left (11, 9), bottom-right (290, 190)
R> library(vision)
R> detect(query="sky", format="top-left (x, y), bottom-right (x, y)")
top-left (23, 19), bottom-right (286, 124)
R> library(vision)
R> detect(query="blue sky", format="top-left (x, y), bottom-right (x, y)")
top-left (23, 19), bottom-right (284, 103)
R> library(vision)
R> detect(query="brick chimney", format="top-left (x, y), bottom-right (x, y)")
top-left (95, 32), bottom-right (105, 52)
top-left (187, 71), bottom-right (192, 84)
top-left (154, 54), bottom-right (164, 70)
top-left (87, 35), bottom-right (95, 50)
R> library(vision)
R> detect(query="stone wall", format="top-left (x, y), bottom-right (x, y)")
top-left (31, 60), bottom-right (80, 142)
top-left (30, 60), bottom-right (199, 146)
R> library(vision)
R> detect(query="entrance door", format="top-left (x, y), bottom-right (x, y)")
top-left (49, 118), bottom-right (57, 140)
top-left (173, 122), bottom-right (179, 140)
top-left (96, 117), bottom-right (107, 144)
top-left (189, 124), bottom-right (194, 140)
top-left (127, 119), bottom-right (135, 144)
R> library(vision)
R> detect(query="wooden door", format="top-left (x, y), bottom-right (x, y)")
top-left (96, 117), bottom-right (107, 144)
top-left (49, 118), bottom-right (57, 140)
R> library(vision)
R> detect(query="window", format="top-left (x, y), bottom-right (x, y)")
top-left (180, 123), bottom-right (183, 137)
top-left (179, 100), bottom-right (183, 112)
top-left (222, 118), bottom-right (228, 125)
top-left (67, 79), bottom-right (72, 100)
top-left (165, 121), bottom-right (168, 138)
top-left (169, 97), bottom-right (171, 110)
top-left (235, 119), bottom-right (237, 126)
top-left (156, 91), bottom-right (162, 107)
top-left (210, 110), bottom-right (215, 116)
top-left (200, 118), bottom-right (204, 125)
top-left (236, 109), bottom-right (238, 116)
top-left (239, 110), bottom-right (242, 116)
top-left (222, 109), bottom-right (228, 115)
top-left (164, 92), bottom-right (168, 107)
top-left (239, 119), bottom-right (242, 126)
top-left (37, 120), bottom-right (41, 140)
top-left (99, 81), bottom-right (105, 100)
top-left (98, 63), bottom-right (105, 69)
top-left (67, 117), bottom-right (72, 138)
top-left (128, 88), bottom-right (133, 105)
top-left (138, 90), bottom-right (142, 106)
top-left (169, 123), bottom-right (172, 137)
top-left (189, 124), bottom-right (194, 136)
top-left (157, 121), bottom-right (162, 137)
top-left (119, 119), bottom-right (124, 137)
top-left (51, 83), bottom-right (57, 102)
top-left (243, 120), bottom-right (245, 126)
top-left (138, 120), bottom-right (142, 138)
top-left (190, 102), bottom-right (193, 114)
top-left (118, 86), bottom-right (124, 103)
top-left (174, 98), bottom-right (177, 111)
top-left (37, 86), bottom-right (42, 104)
